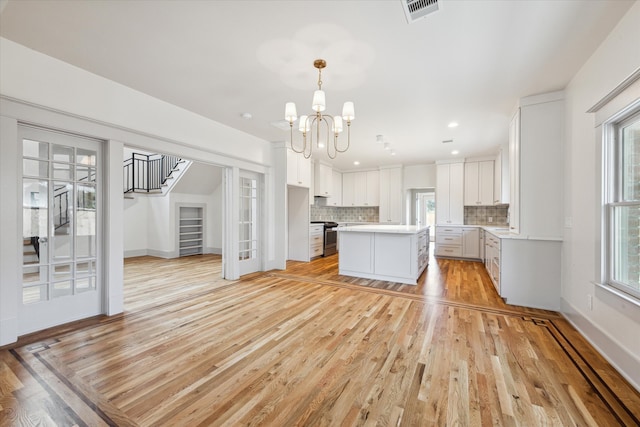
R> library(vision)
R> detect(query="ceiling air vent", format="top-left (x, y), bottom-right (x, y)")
top-left (402, 0), bottom-right (439, 23)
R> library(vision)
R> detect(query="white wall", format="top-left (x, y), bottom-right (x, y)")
top-left (562, 2), bottom-right (640, 389)
top-left (122, 162), bottom-right (224, 258)
top-left (123, 197), bottom-right (149, 257)
top-left (0, 38), bottom-right (272, 167)
top-left (0, 37), bottom-right (284, 344)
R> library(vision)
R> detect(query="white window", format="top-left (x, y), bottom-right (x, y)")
top-left (605, 109), bottom-right (640, 299)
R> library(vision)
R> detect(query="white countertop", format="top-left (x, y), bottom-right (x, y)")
top-left (437, 224), bottom-right (562, 241)
top-left (338, 224), bottom-right (429, 234)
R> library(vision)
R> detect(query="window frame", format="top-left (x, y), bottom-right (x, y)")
top-left (604, 107), bottom-right (640, 300)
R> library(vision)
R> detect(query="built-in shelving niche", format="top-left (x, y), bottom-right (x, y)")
top-left (178, 205), bottom-right (205, 257)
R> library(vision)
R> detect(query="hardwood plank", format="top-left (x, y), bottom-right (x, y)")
top-left (1, 253), bottom-right (639, 426)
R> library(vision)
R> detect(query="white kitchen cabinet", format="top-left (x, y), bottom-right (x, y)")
top-left (309, 224), bottom-right (324, 258)
top-left (510, 91), bottom-right (564, 238)
top-left (436, 163), bottom-right (464, 225)
top-left (434, 226), bottom-right (462, 257)
top-left (379, 167), bottom-right (403, 224)
top-left (483, 230), bottom-right (561, 310)
top-left (314, 161), bottom-right (332, 197)
top-left (484, 231), bottom-right (501, 293)
top-left (509, 110), bottom-right (520, 233)
top-left (338, 225), bottom-right (429, 285)
top-left (342, 172), bottom-right (355, 206)
top-left (365, 170), bottom-right (380, 206)
top-left (435, 225), bottom-right (480, 260)
top-left (326, 170), bottom-right (342, 206)
top-left (342, 171), bottom-right (379, 206)
top-left (286, 148), bottom-right (311, 188)
top-left (493, 146), bottom-right (509, 205)
top-left (464, 160), bottom-right (494, 206)
top-left (461, 227), bottom-right (480, 259)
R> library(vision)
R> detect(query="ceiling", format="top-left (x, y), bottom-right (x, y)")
top-left (0, 0), bottom-right (634, 171)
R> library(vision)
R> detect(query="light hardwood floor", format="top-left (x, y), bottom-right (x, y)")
top-left (1, 253), bottom-right (639, 426)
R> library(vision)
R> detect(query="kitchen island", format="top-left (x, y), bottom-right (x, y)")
top-left (338, 225), bottom-right (429, 285)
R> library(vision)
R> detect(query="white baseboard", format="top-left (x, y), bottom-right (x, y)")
top-left (0, 316), bottom-right (18, 346)
top-left (147, 249), bottom-right (178, 259)
top-left (123, 249), bottom-right (147, 258)
top-left (561, 297), bottom-right (640, 392)
top-left (126, 248), bottom-right (222, 258)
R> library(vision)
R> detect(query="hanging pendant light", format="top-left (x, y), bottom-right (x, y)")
top-left (284, 59), bottom-right (354, 159)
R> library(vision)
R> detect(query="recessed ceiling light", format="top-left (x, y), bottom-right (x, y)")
top-left (376, 135), bottom-right (384, 144)
top-left (353, 161), bottom-right (360, 165)
top-left (448, 122), bottom-right (459, 128)
top-left (391, 150), bottom-right (396, 156)
top-left (383, 142), bottom-right (391, 150)
top-left (241, 112), bottom-right (253, 120)
top-left (451, 150), bottom-right (459, 155)
top-left (318, 142), bottom-right (325, 148)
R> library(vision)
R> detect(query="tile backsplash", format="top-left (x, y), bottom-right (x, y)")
top-left (311, 204), bottom-right (379, 222)
top-left (310, 203), bottom-right (505, 225)
top-left (464, 205), bottom-right (509, 226)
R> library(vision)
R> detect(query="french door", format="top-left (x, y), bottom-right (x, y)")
top-left (19, 125), bottom-right (102, 334)
top-left (238, 171), bottom-right (260, 276)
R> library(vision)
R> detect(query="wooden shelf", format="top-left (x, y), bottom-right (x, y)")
top-left (179, 206), bottom-right (204, 256)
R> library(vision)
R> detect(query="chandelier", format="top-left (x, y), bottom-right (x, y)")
top-left (284, 59), bottom-right (355, 159)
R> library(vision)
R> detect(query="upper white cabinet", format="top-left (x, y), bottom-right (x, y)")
top-left (286, 148), bottom-right (310, 188)
top-left (464, 160), bottom-right (494, 206)
top-left (509, 91), bottom-right (564, 238)
top-left (436, 163), bottom-right (464, 225)
top-left (314, 162), bottom-right (332, 197)
top-left (493, 145), bottom-right (509, 205)
top-left (379, 167), bottom-right (403, 224)
top-left (342, 172), bottom-right (356, 206)
top-left (343, 170), bottom-right (379, 206)
top-left (326, 170), bottom-right (342, 206)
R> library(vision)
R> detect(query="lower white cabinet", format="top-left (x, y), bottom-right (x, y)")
top-left (462, 228), bottom-right (480, 259)
top-left (435, 226), bottom-right (481, 260)
top-left (435, 226), bottom-right (462, 257)
top-left (338, 226), bottom-right (429, 285)
top-left (310, 224), bottom-right (323, 258)
top-left (483, 231), bottom-right (562, 310)
top-left (484, 231), bottom-right (501, 292)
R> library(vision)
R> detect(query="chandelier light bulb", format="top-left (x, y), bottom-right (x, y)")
top-left (342, 102), bottom-right (355, 121)
top-left (312, 90), bottom-right (326, 112)
top-left (298, 115), bottom-right (310, 132)
top-left (333, 117), bottom-right (343, 134)
top-left (285, 102), bottom-right (297, 123)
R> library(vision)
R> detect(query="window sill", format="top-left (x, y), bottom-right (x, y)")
top-left (592, 281), bottom-right (640, 309)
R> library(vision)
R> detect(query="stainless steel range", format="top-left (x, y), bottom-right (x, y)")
top-left (311, 221), bottom-right (338, 256)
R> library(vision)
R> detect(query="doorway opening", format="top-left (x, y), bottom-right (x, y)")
top-left (410, 188), bottom-right (435, 241)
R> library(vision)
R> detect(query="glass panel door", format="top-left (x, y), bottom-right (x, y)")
top-left (19, 126), bottom-right (101, 334)
top-left (238, 171), bottom-right (260, 275)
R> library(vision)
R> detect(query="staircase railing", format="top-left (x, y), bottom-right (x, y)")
top-left (123, 152), bottom-right (181, 193)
